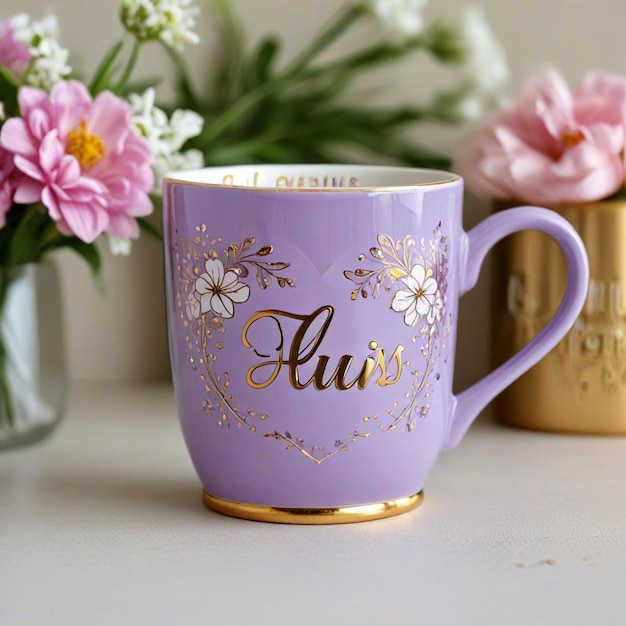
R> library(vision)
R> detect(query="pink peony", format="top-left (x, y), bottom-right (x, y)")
top-left (0, 17), bottom-right (31, 77)
top-left (455, 69), bottom-right (626, 205)
top-left (0, 80), bottom-right (154, 242)
top-left (0, 146), bottom-right (21, 228)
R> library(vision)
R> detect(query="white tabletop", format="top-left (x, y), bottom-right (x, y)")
top-left (2, 383), bottom-right (625, 626)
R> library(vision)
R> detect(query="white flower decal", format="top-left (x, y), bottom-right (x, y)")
top-left (391, 263), bottom-right (440, 326)
top-left (195, 258), bottom-right (250, 319)
top-left (185, 291), bottom-right (200, 321)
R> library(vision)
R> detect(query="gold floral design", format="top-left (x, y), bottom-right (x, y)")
top-left (345, 223), bottom-right (451, 431)
top-left (175, 227), bottom-right (294, 433)
top-left (263, 430), bottom-right (371, 466)
top-left (176, 227), bottom-right (372, 465)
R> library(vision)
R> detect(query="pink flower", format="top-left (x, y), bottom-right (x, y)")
top-left (0, 18), bottom-right (31, 77)
top-left (455, 69), bottom-right (626, 205)
top-left (0, 146), bottom-right (21, 228)
top-left (0, 80), bottom-right (154, 242)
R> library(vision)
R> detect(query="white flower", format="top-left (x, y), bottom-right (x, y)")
top-left (154, 149), bottom-right (204, 187)
top-left (364, 0), bottom-right (428, 42)
top-left (185, 291), bottom-right (200, 321)
top-left (130, 88), bottom-right (204, 190)
top-left (11, 13), bottom-right (71, 90)
top-left (391, 263), bottom-right (441, 326)
top-left (459, 5), bottom-right (508, 96)
top-left (129, 88), bottom-right (171, 156)
top-left (168, 109), bottom-right (204, 152)
top-left (195, 259), bottom-right (250, 319)
top-left (121, 0), bottom-right (200, 50)
top-left (108, 235), bottom-right (133, 256)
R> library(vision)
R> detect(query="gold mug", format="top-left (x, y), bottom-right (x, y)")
top-left (492, 199), bottom-right (626, 435)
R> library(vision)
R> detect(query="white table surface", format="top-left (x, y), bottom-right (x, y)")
top-left (1, 383), bottom-right (625, 626)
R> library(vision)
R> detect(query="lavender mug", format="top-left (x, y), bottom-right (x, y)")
top-left (163, 165), bottom-right (589, 524)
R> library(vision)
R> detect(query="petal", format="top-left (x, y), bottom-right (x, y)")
top-left (404, 303), bottom-right (419, 326)
top-left (14, 155), bottom-right (44, 182)
top-left (89, 91), bottom-right (131, 154)
top-left (17, 86), bottom-right (48, 119)
top-left (106, 212), bottom-right (139, 239)
top-left (221, 269), bottom-right (240, 290)
top-left (391, 289), bottom-right (416, 312)
top-left (13, 177), bottom-right (42, 203)
top-left (204, 258), bottom-right (224, 287)
top-left (422, 277), bottom-right (438, 296)
top-left (42, 186), bottom-right (61, 220)
top-left (409, 264), bottom-right (426, 285)
top-left (39, 130), bottom-right (64, 174)
top-left (56, 154), bottom-right (81, 185)
top-left (400, 275), bottom-right (419, 293)
top-left (49, 80), bottom-right (92, 138)
top-left (416, 296), bottom-right (430, 315)
top-left (199, 293), bottom-right (212, 314)
top-left (195, 275), bottom-right (212, 295)
top-left (224, 281), bottom-right (250, 304)
top-left (211, 292), bottom-right (234, 319)
top-left (56, 198), bottom-right (109, 243)
top-left (1, 118), bottom-right (38, 158)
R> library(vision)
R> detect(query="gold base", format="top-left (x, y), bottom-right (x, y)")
top-left (202, 490), bottom-right (423, 524)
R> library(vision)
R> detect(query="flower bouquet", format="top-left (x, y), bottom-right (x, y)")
top-left (170, 0), bottom-right (509, 168)
top-left (0, 6), bottom-right (204, 445)
top-left (456, 69), bottom-right (626, 433)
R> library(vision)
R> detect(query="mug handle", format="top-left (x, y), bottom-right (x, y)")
top-left (442, 206), bottom-right (589, 452)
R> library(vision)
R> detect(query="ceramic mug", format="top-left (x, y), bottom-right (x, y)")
top-left (163, 165), bottom-right (589, 524)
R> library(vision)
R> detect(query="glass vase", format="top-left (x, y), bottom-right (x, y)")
top-left (0, 261), bottom-right (66, 450)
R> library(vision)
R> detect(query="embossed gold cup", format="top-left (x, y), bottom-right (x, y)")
top-left (164, 165), bottom-right (589, 523)
top-left (493, 199), bottom-right (626, 434)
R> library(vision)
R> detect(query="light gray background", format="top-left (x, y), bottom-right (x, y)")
top-left (6, 0), bottom-right (625, 383)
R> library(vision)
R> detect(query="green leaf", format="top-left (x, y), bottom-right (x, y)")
top-left (250, 36), bottom-right (280, 86)
top-left (0, 66), bottom-right (20, 117)
top-left (137, 217), bottom-right (162, 240)
top-left (4, 204), bottom-right (49, 266)
top-left (65, 238), bottom-right (105, 293)
top-left (89, 40), bottom-right (124, 95)
top-left (123, 76), bottom-right (163, 97)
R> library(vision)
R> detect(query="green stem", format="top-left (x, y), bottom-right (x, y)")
top-left (89, 39), bottom-right (125, 95)
top-left (282, 6), bottom-right (364, 76)
top-left (198, 7), bottom-right (364, 147)
top-left (164, 45), bottom-right (202, 109)
top-left (114, 39), bottom-right (142, 94)
top-left (0, 270), bottom-right (15, 429)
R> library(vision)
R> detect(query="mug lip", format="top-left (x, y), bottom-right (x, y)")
top-left (163, 164), bottom-right (462, 193)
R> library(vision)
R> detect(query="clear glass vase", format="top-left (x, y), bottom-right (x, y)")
top-left (0, 262), bottom-right (66, 450)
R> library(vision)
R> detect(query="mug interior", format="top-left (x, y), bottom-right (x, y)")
top-left (164, 164), bottom-right (460, 191)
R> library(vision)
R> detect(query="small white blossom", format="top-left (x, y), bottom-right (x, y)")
top-left (108, 235), bottom-right (133, 256)
top-left (121, 0), bottom-right (200, 50)
top-left (364, 0), bottom-right (428, 42)
top-left (130, 88), bottom-right (204, 190)
top-left (11, 13), bottom-right (72, 90)
top-left (155, 149), bottom-right (204, 187)
top-left (168, 109), bottom-right (204, 152)
top-left (459, 5), bottom-right (508, 96)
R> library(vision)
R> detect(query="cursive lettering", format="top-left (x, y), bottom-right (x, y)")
top-left (241, 306), bottom-right (404, 391)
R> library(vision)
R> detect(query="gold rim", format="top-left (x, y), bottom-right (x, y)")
top-left (164, 165), bottom-right (461, 192)
top-left (202, 490), bottom-right (423, 524)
